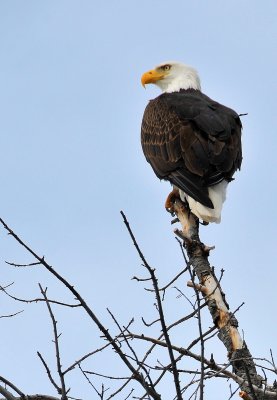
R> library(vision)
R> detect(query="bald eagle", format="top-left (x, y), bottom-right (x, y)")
top-left (141, 61), bottom-right (242, 223)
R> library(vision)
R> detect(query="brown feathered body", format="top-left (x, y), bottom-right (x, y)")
top-left (141, 89), bottom-right (242, 221)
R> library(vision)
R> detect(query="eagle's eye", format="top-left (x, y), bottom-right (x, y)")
top-left (161, 64), bottom-right (171, 71)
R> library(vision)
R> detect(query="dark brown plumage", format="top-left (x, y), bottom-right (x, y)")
top-left (141, 89), bottom-right (242, 208)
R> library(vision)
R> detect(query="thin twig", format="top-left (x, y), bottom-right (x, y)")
top-left (106, 377), bottom-right (133, 400)
top-left (107, 308), bottom-right (155, 388)
top-left (121, 211), bottom-right (183, 400)
top-left (146, 266), bottom-right (189, 292)
top-left (228, 384), bottom-right (240, 400)
top-left (0, 377), bottom-right (25, 397)
top-left (78, 364), bottom-right (103, 398)
top-left (39, 284), bottom-right (67, 399)
top-left (84, 370), bottom-right (130, 380)
top-left (63, 343), bottom-right (112, 375)
top-left (0, 310), bottom-right (23, 318)
top-left (5, 260), bottom-right (41, 267)
top-left (188, 264), bottom-right (205, 400)
top-left (174, 286), bottom-right (196, 308)
top-left (141, 317), bottom-right (159, 327)
top-left (270, 350), bottom-right (277, 373)
top-left (0, 285), bottom-right (80, 308)
top-left (131, 299), bottom-right (209, 399)
top-left (37, 351), bottom-right (60, 392)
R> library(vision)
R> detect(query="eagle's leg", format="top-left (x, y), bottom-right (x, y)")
top-left (172, 199), bottom-right (198, 242)
top-left (165, 188), bottom-right (192, 220)
top-left (165, 189), bottom-right (196, 240)
top-left (166, 189), bottom-right (209, 226)
top-left (165, 188), bottom-right (180, 211)
top-left (169, 198), bottom-right (215, 254)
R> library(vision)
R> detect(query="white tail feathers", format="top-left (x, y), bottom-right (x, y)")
top-left (179, 180), bottom-right (228, 223)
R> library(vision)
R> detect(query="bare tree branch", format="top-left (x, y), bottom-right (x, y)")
top-left (0, 396), bottom-right (60, 400)
top-left (0, 284), bottom-right (81, 308)
top-left (187, 264), bottom-right (205, 400)
top-left (39, 284), bottom-right (67, 399)
top-left (0, 376), bottom-right (25, 397)
top-left (5, 260), bottom-right (41, 267)
top-left (121, 210), bottom-right (183, 400)
top-left (83, 370), bottom-right (130, 380)
top-left (0, 385), bottom-right (17, 400)
top-left (1, 196), bottom-right (276, 400)
top-left (37, 351), bottom-right (61, 393)
top-left (167, 198), bottom-right (274, 399)
top-left (0, 217), bottom-right (161, 400)
top-left (0, 310), bottom-right (23, 318)
top-left (63, 343), bottom-right (112, 375)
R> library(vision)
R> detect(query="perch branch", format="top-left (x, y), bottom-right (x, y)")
top-left (168, 197), bottom-right (271, 399)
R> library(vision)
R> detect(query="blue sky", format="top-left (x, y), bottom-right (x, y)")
top-left (0, 1), bottom-right (276, 399)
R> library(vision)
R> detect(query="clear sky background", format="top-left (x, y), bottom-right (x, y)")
top-left (0, 1), bottom-right (276, 399)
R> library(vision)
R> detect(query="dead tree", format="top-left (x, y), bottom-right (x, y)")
top-left (0, 207), bottom-right (276, 400)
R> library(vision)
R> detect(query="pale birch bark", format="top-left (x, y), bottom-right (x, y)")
top-left (170, 198), bottom-right (276, 400)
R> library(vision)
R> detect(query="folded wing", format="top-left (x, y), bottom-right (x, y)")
top-left (141, 89), bottom-right (242, 208)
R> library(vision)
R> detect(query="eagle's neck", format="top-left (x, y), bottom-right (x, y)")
top-left (159, 69), bottom-right (201, 93)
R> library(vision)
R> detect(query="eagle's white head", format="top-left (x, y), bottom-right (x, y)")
top-left (141, 61), bottom-right (201, 93)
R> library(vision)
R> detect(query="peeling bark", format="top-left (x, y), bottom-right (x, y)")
top-left (169, 198), bottom-right (276, 400)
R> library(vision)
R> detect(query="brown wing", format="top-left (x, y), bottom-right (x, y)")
top-left (141, 89), bottom-right (242, 208)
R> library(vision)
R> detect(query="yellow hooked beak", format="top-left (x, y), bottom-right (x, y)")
top-left (141, 69), bottom-right (167, 88)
